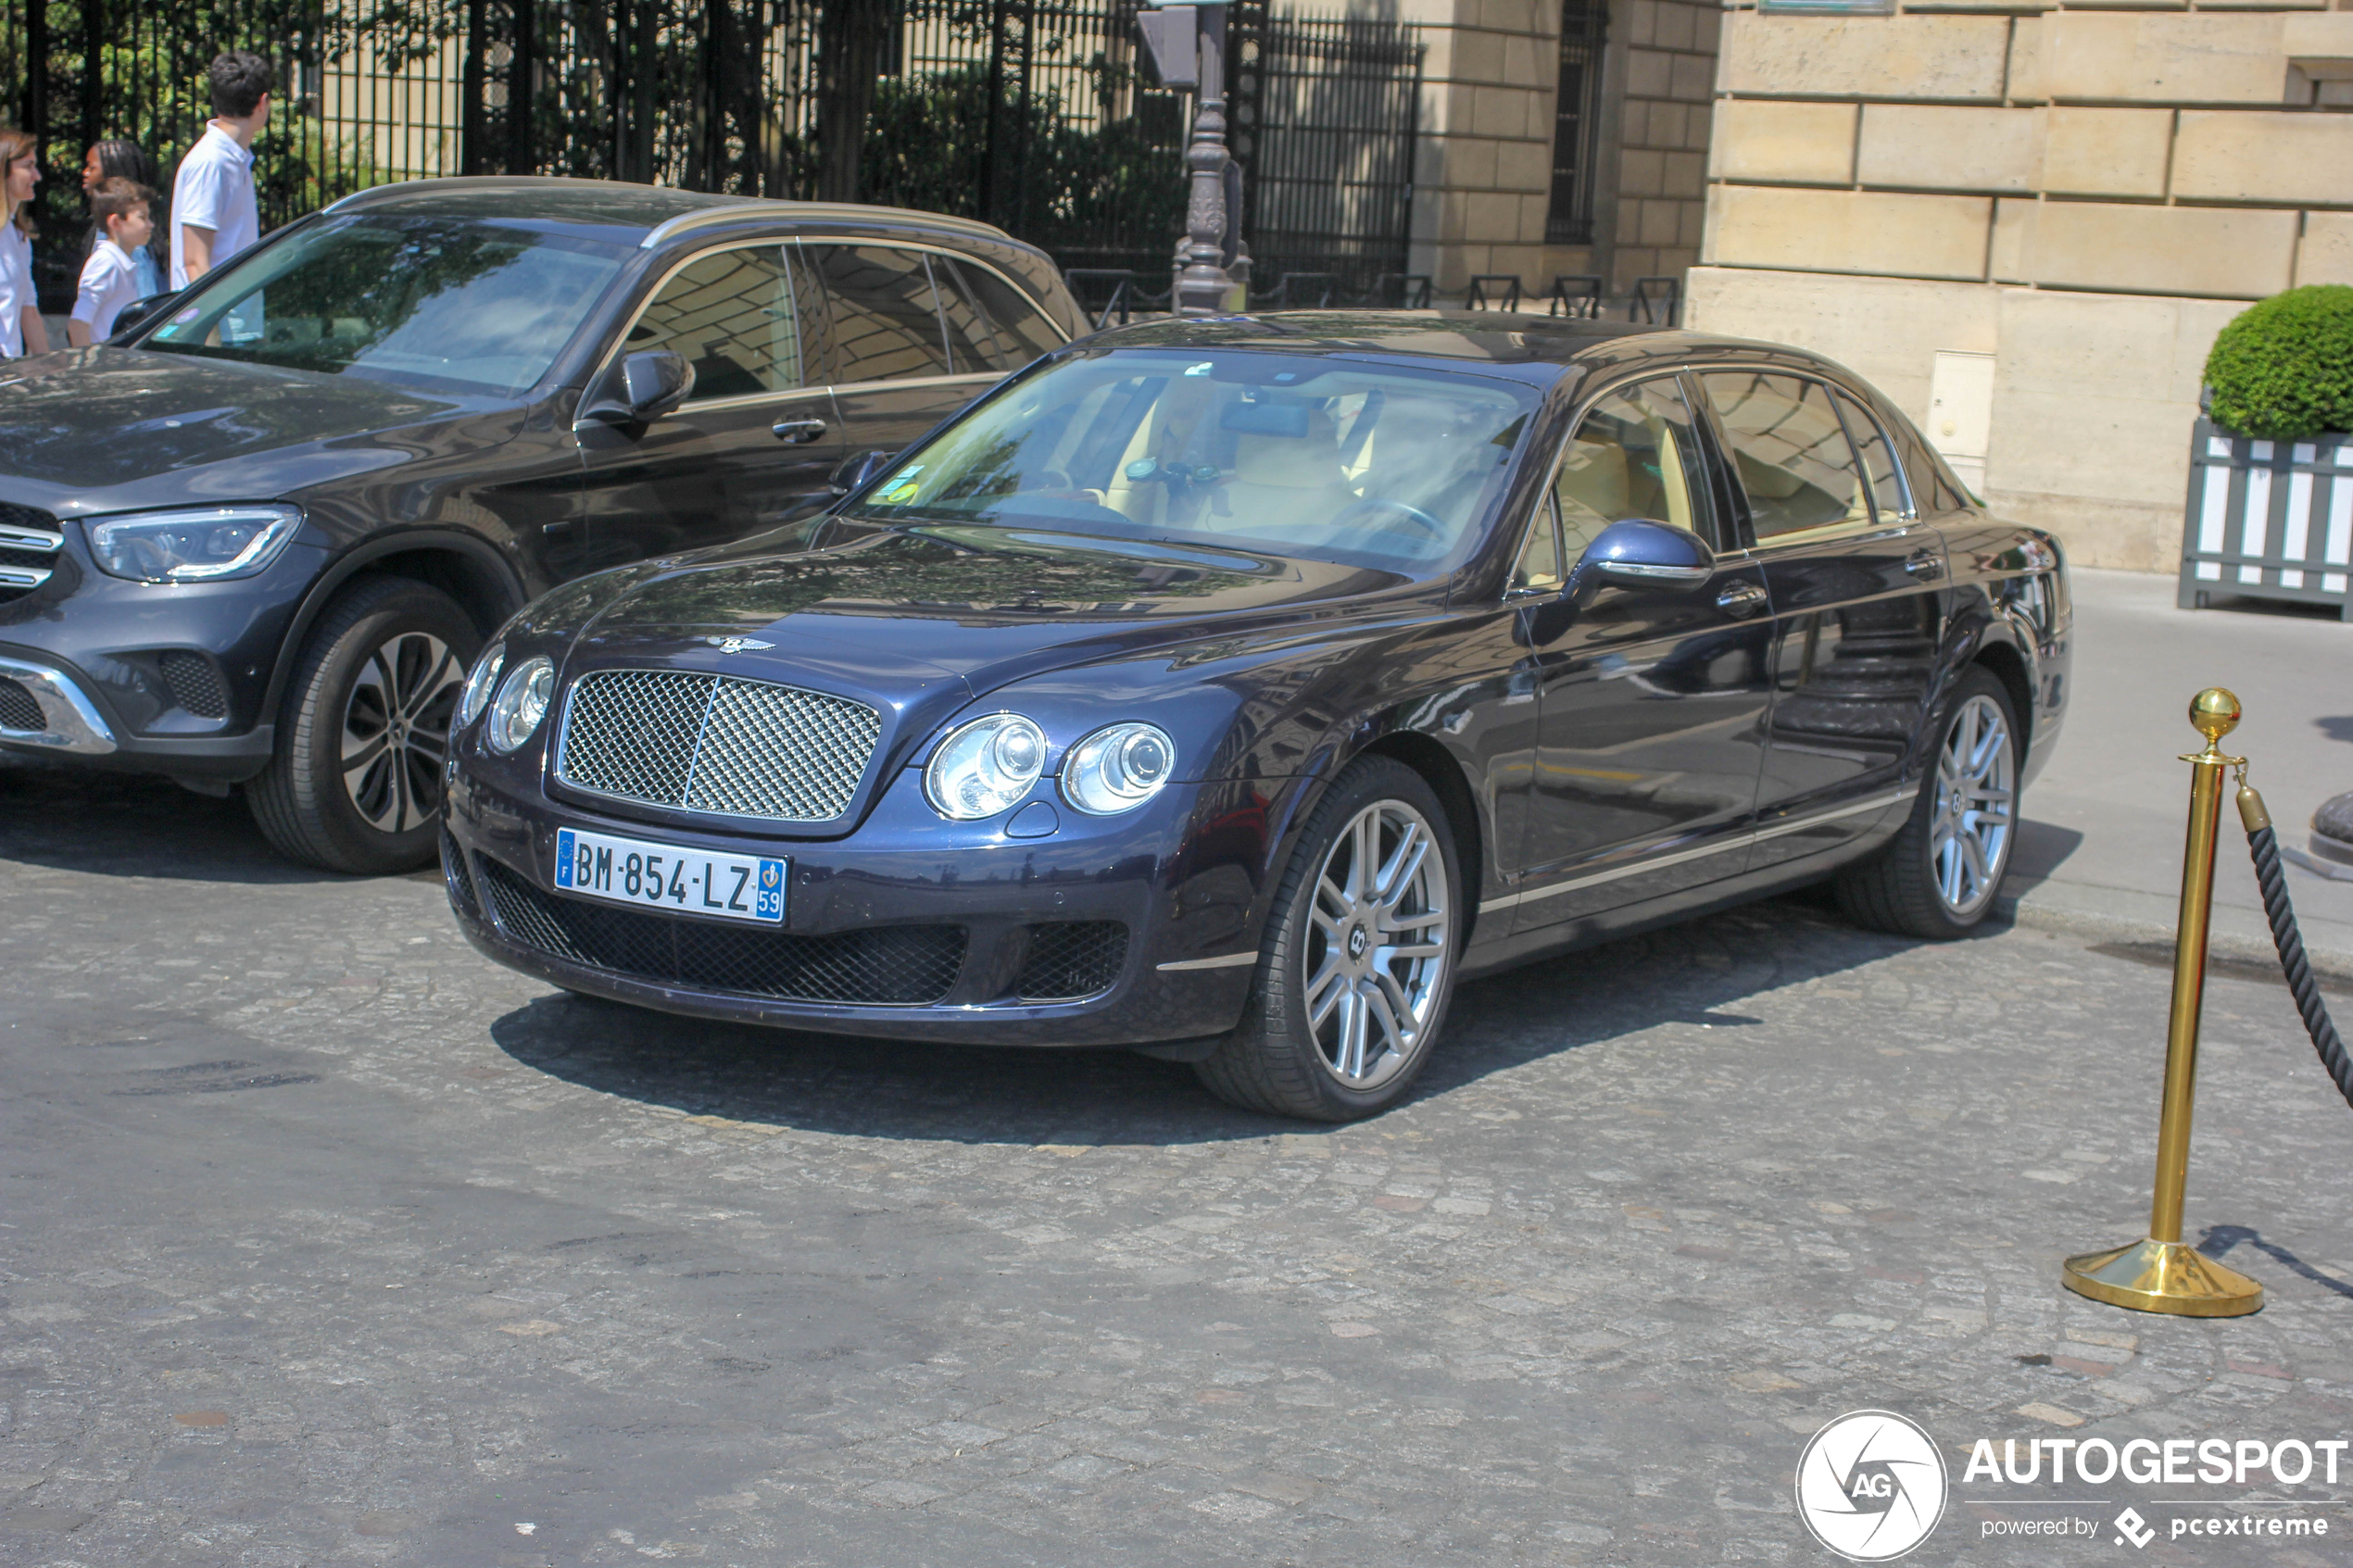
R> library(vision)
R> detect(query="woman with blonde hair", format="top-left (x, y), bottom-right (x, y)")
top-left (0, 128), bottom-right (48, 357)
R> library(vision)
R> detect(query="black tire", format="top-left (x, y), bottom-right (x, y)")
top-left (1194, 756), bottom-right (1463, 1122)
top-left (1834, 666), bottom-right (2021, 940)
top-left (248, 577), bottom-right (478, 875)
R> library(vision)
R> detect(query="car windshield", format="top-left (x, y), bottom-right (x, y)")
top-left (143, 214), bottom-right (627, 396)
top-left (848, 348), bottom-right (1541, 573)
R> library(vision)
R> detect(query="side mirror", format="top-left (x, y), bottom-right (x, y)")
top-left (830, 449), bottom-right (895, 497)
top-left (108, 289), bottom-right (182, 342)
top-left (1572, 518), bottom-right (1717, 587)
top-left (577, 349), bottom-right (695, 428)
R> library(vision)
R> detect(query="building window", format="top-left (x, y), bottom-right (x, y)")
top-left (1546, 0), bottom-right (1608, 246)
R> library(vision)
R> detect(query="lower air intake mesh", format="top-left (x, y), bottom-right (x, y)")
top-left (475, 855), bottom-right (965, 1004)
top-left (441, 832), bottom-right (479, 920)
top-left (1014, 922), bottom-right (1129, 1001)
top-left (0, 677), bottom-right (44, 733)
top-left (158, 651), bottom-right (229, 719)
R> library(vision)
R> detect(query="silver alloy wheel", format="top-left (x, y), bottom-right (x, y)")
top-left (1302, 798), bottom-right (1451, 1089)
top-left (1931, 692), bottom-right (2016, 917)
top-left (340, 631), bottom-right (464, 834)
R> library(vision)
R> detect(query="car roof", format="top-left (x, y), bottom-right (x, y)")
top-left (321, 177), bottom-right (1031, 251)
top-left (1078, 310), bottom-right (1850, 378)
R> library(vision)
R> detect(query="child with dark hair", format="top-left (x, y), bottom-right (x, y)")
top-left (69, 179), bottom-right (157, 345)
top-left (80, 138), bottom-right (164, 298)
top-left (171, 50), bottom-right (271, 287)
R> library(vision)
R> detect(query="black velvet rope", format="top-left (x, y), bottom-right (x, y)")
top-left (2246, 822), bottom-right (2353, 1111)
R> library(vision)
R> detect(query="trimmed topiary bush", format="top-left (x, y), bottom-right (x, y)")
top-left (2203, 284), bottom-right (2353, 439)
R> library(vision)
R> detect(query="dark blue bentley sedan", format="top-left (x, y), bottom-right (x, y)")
top-left (440, 311), bottom-right (2070, 1121)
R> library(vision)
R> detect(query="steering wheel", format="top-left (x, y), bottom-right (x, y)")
top-left (1333, 497), bottom-right (1447, 541)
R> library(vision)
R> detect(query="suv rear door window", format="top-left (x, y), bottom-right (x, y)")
top-left (1700, 372), bottom-right (1872, 541)
top-left (946, 259), bottom-right (1063, 367)
top-left (807, 245), bottom-right (952, 383)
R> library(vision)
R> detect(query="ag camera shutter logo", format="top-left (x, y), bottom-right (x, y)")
top-left (1795, 1410), bottom-right (1949, 1561)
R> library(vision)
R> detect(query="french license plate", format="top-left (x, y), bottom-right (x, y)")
top-left (553, 827), bottom-right (786, 925)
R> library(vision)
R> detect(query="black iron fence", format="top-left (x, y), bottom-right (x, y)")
top-left (2, 0), bottom-right (1420, 309)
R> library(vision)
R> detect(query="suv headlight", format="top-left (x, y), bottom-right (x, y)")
top-left (486, 656), bottom-right (554, 753)
top-left (86, 505), bottom-right (303, 583)
top-left (457, 643), bottom-right (506, 729)
top-left (1061, 722), bottom-right (1176, 815)
top-left (925, 712), bottom-right (1046, 820)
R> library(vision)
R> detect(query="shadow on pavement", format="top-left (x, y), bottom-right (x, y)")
top-left (2003, 818), bottom-right (2085, 900)
top-left (2200, 1224), bottom-right (2353, 1301)
top-left (490, 894), bottom-right (1910, 1146)
top-left (0, 756), bottom-right (354, 885)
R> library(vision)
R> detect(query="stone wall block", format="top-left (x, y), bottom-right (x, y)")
top-left (1684, 266), bottom-right (1999, 420)
top-left (1709, 185), bottom-right (1993, 281)
top-left (1495, 138), bottom-right (1553, 194)
top-left (1990, 198), bottom-right (2035, 283)
top-left (1663, 150), bottom-right (1708, 200)
top-left (2283, 13), bottom-right (2353, 57)
top-left (1711, 99), bottom-right (1856, 183)
top-left (2007, 17), bottom-right (2044, 104)
top-left (2021, 201), bottom-right (2297, 298)
top-left (1721, 14), bottom-right (2010, 101)
top-left (2172, 111), bottom-right (2353, 206)
top-left (2040, 14), bottom-right (2290, 106)
top-left (1455, 29), bottom-right (1506, 87)
top-left (1856, 105), bottom-right (2043, 194)
top-left (1669, 53), bottom-right (1717, 104)
top-left (1626, 48), bottom-right (1675, 100)
top-left (2296, 212), bottom-right (2353, 286)
top-left (1621, 148), bottom-right (1667, 198)
top-left (2040, 107), bottom-right (2172, 198)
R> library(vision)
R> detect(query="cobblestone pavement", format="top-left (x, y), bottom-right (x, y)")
top-left (3, 761), bottom-right (2350, 1567)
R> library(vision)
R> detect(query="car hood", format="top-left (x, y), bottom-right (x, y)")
top-left (0, 346), bottom-right (517, 513)
top-left (574, 521), bottom-right (1421, 696)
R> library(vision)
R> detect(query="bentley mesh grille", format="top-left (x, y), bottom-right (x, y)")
top-left (558, 668), bottom-right (879, 822)
top-left (1014, 922), bottom-right (1130, 1001)
top-left (475, 856), bottom-right (965, 1005)
top-left (0, 677), bottom-right (44, 732)
top-left (441, 831), bottom-right (480, 921)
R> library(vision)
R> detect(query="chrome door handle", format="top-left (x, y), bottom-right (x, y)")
top-left (773, 419), bottom-right (828, 444)
top-left (1715, 580), bottom-right (1767, 618)
top-left (1904, 550), bottom-right (1944, 580)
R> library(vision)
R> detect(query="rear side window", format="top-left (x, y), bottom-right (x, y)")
top-left (808, 244), bottom-right (952, 383)
top-left (1700, 372), bottom-right (1871, 541)
top-left (950, 259), bottom-right (1064, 365)
top-left (627, 243), bottom-right (821, 400)
top-left (933, 262), bottom-right (1008, 375)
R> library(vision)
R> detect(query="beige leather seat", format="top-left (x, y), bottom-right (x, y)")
top-left (1218, 407), bottom-right (1357, 533)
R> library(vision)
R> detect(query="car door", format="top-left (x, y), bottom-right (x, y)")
top-left (573, 238), bottom-right (844, 571)
top-left (1695, 370), bottom-right (1948, 876)
top-left (804, 243), bottom-right (1024, 469)
top-left (1505, 373), bottom-right (1778, 935)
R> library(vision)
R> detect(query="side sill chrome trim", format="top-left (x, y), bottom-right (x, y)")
top-left (1478, 787), bottom-right (1914, 916)
top-left (1156, 951), bottom-right (1259, 972)
top-left (0, 655), bottom-right (118, 754)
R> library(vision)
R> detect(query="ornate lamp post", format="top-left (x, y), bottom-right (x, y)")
top-left (1139, 0), bottom-right (1248, 315)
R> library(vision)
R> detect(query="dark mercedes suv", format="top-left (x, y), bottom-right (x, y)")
top-left (0, 177), bottom-right (1084, 872)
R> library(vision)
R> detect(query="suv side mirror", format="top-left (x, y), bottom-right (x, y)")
top-left (577, 349), bottom-right (695, 428)
top-left (108, 289), bottom-right (182, 342)
top-left (1571, 518), bottom-right (1717, 588)
top-left (830, 449), bottom-right (895, 497)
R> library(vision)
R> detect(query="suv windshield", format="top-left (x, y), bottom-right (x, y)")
top-left (144, 214), bottom-right (627, 396)
top-left (849, 348), bottom-right (1539, 573)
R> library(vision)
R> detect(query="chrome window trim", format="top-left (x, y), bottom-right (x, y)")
top-left (1479, 786), bottom-right (1912, 915)
top-left (589, 235), bottom-right (1071, 409)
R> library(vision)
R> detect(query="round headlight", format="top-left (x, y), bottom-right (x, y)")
top-left (925, 713), bottom-right (1047, 821)
top-left (457, 642), bottom-right (506, 729)
top-left (1061, 721), bottom-right (1176, 816)
top-left (486, 656), bottom-right (554, 754)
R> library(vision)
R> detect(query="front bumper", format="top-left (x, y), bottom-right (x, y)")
top-left (442, 761), bottom-right (1287, 1048)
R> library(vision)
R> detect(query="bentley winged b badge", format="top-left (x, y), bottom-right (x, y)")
top-left (704, 636), bottom-right (775, 655)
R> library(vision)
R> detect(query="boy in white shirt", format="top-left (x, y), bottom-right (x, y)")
top-left (69, 180), bottom-right (156, 345)
top-left (170, 50), bottom-right (271, 289)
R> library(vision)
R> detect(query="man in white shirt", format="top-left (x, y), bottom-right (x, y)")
top-left (170, 50), bottom-right (271, 289)
top-left (69, 180), bottom-right (156, 345)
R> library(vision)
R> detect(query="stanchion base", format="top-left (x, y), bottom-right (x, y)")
top-left (2061, 1238), bottom-right (2264, 1317)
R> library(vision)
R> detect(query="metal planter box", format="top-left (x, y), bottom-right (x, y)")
top-left (2180, 417), bottom-right (2353, 621)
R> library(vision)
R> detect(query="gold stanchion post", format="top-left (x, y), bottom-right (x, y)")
top-left (2060, 688), bottom-right (2265, 1317)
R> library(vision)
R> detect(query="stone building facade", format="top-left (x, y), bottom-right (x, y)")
top-left (1687, 4), bottom-right (2353, 571)
top-left (1378, 0), bottom-right (1726, 298)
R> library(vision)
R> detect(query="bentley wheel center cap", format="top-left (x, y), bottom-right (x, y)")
top-left (1347, 925), bottom-right (1370, 961)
